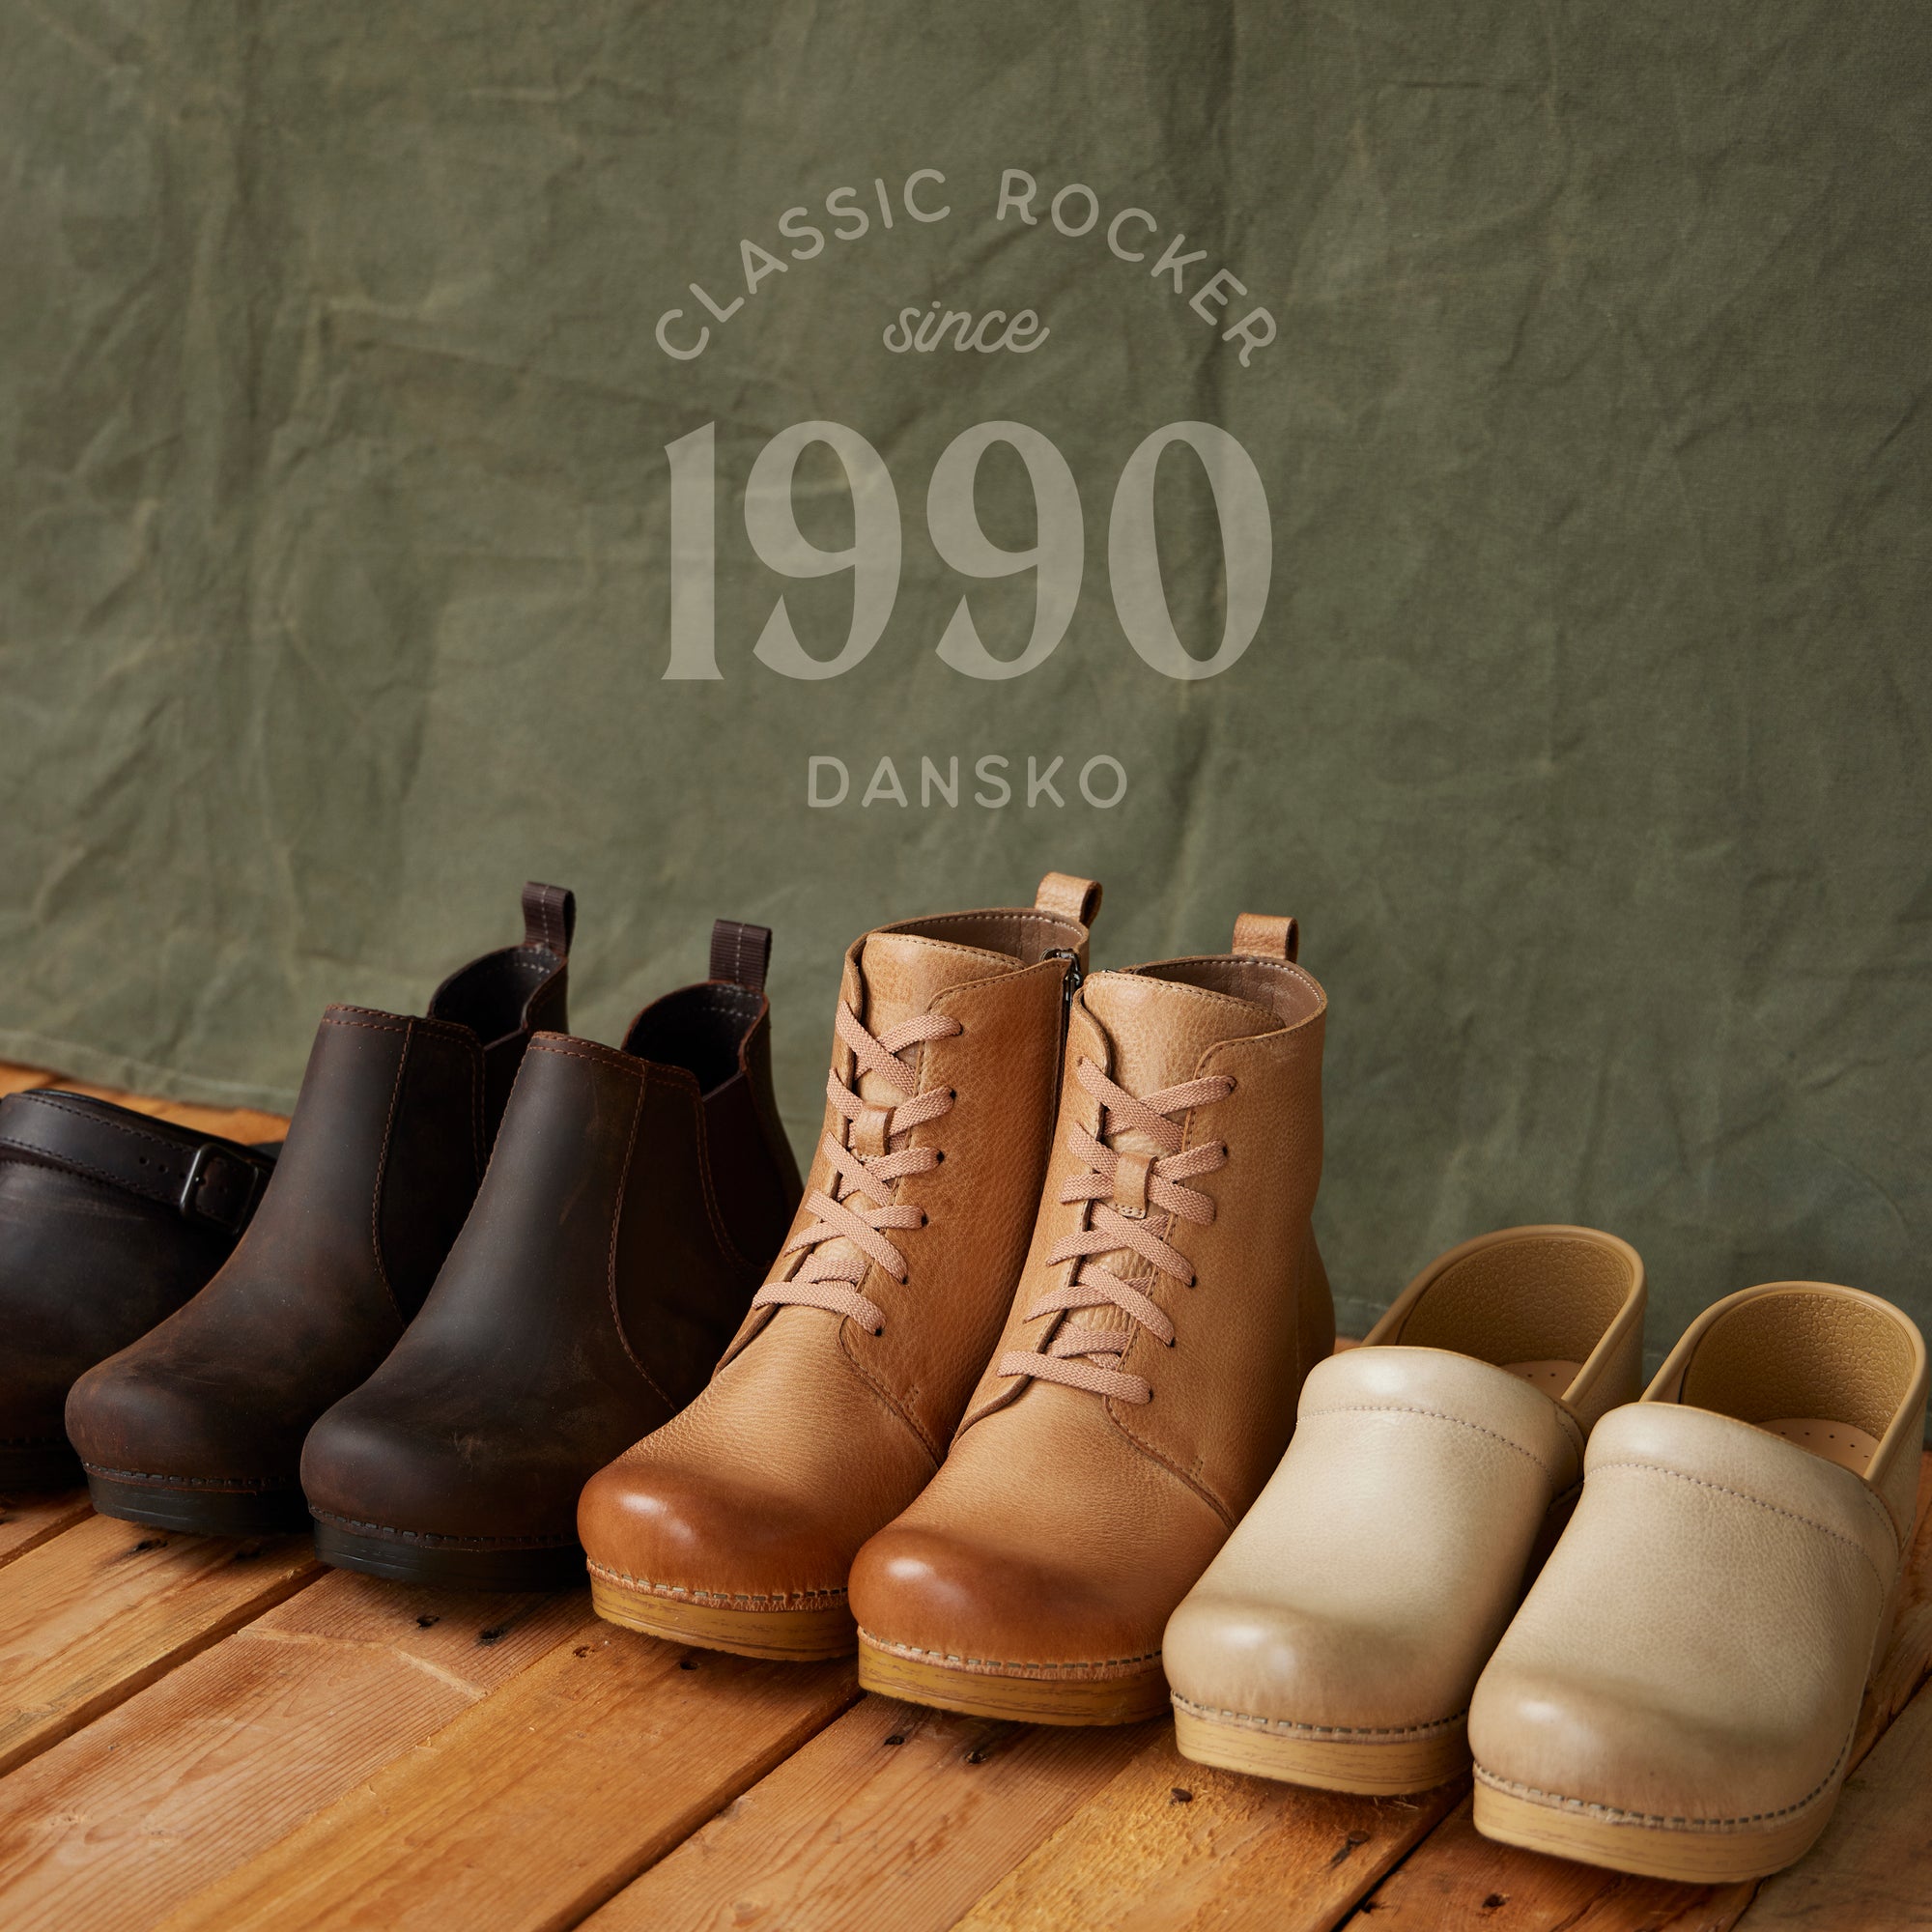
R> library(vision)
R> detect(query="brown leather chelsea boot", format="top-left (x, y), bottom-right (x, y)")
top-left (0, 1094), bottom-right (276, 1488)
top-left (301, 921), bottom-right (802, 1590)
top-left (578, 872), bottom-right (1103, 1660)
top-left (66, 882), bottom-right (576, 1536)
top-left (850, 914), bottom-right (1331, 1724)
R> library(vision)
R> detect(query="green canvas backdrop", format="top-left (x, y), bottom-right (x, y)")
top-left (2, 0), bottom-right (1928, 1359)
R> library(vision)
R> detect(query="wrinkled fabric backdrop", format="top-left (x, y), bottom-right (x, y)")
top-left (2, 0), bottom-right (1928, 1359)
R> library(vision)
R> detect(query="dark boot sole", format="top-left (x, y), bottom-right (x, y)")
top-left (313, 1517), bottom-right (585, 1591)
top-left (0, 1441), bottom-right (85, 1490)
top-left (84, 1472), bottom-right (311, 1537)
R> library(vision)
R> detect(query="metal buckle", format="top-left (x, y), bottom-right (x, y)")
top-left (178, 1142), bottom-right (272, 1236)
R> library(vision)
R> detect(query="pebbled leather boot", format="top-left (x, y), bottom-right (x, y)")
top-left (0, 1094), bottom-right (276, 1488)
top-left (850, 914), bottom-right (1332, 1724)
top-left (66, 882), bottom-right (576, 1535)
top-left (301, 921), bottom-right (802, 1590)
top-left (578, 872), bottom-right (1103, 1660)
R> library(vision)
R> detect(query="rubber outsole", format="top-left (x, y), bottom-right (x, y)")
top-left (1470, 1777), bottom-right (1835, 1883)
top-left (84, 1471), bottom-right (312, 1536)
top-left (1172, 1702), bottom-right (1469, 1794)
top-left (589, 1575), bottom-right (856, 1661)
top-left (314, 1518), bottom-right (586, 1591)
top-left (857, 1634), bottom-right (1170, 1726)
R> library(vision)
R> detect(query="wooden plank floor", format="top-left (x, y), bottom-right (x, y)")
top-left (1, 1061), bottom-right (1927, 1929)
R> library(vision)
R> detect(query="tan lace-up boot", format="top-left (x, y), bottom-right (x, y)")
top-left (849, 915), bottom-right (1331, 1723)
top-left (578, 873), bottom-right (1102, 1660)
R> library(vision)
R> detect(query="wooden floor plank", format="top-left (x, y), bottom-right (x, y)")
top-left (951, 1725), bottom-right (1465, 1932)
top-left (0, 1515), bottom-right (317, 1778)
top-left (154, 1624), bottom-right (861, 1932)
top-left (44, 1080), bottom-right (288, 1147)
top-left (146, 1098), bottom-right (289, 1146)
top-left (585, 1694), bottom-right (1151, 1932)
top-left (0, 1573), bottom-right (584, 1932)
top-left (0, 1063), bottom-right (57, 1097)
top-left (0, 1492), bottom-right (91, 1570)
top-left (1341, 1793), bottom-right (1756, 1932)
top-left (1342, 1450), bottom-right (1932, 1931)
top-left (1738, 1675), bottom-right (1932, 1928)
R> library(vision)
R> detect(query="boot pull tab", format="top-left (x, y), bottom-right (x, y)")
top-left (710, 918), bottom-right (773, 993)
top-left (1035, 872), bottom-right (1103, 928)
top-left (1232, 913), bottom-right (1298, 962)
top-left (521, 882), bottom-right (576, 962)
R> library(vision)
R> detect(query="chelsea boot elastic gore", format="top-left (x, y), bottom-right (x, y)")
top-left (302, 919), bottom-right (802, 1591)
top-left (66, 882), bottom-right (576, 1536)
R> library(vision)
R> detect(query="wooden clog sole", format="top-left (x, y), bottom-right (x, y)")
top-left (589, 1574), bottom-right (855, 1662)
top-left (1470, 1777), bottom-right (1836, 1883)
top-left (1173, 1702), bottom-right (1469, 1794)
top-left (857, 1634), bottom-right (1169, 1726)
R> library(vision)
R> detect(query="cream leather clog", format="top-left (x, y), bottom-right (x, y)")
top-left (1469, 1280), bottom-right (1927, 1881)
top-left (1164, 1225), bottom-right (1645, 1793)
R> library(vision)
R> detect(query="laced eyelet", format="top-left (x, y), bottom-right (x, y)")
top-left (948, 1088), bottom-right (957, 1101)
top-left (932, 1151), bottom-right (945, 1164)
top-left (918, 1211), bottom-right (930, 1228)
top-left (1187, 1274), bottom-right (1199, 1289)
top-left (1165, 1336), bottom-right (1177, 1349)
top-left (872, 1324), bottom-right (886, 1337)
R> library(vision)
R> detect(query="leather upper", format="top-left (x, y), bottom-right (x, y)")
top-left (1470, 1402), bottom-right (1899, 1827)
top-left (1161, 1223), bottom-right (1644, 1733)
top-left (1166, 1345), bottom-right (1582, 1733)
top-left (0, 1096), bottom-right (269, 1463)
top-left (66, 1007), bottom-right (487, 1488)
top-left (302, 958), bottom-right (798, 1548)
top-left (66, 883), bottom-right (571, 1495)
top-left (578, 883), bottom-right (1096, 1610)
top-left (1469, 1279), bottom-right (1928, 1833)
top-left (850, 934), bottom-right (1332, 1679)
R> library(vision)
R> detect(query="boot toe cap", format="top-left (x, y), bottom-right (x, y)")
top-left (1469, 1656), bottom-right (1829, 1827)
top-left (66, 1355), bottom-right (278, 1483)
top-left (1165, 1590), bottom-right (1471, 1732)
top-left (851, 1520), bottom-right (1155, 1671)
top-left (304, 1392), bottom-right (590, 1546)
top-left (578, 1453), bottom-right (853, 1606)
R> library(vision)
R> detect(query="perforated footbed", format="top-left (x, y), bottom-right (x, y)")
top-left (1499, 1373), bottom-right (1881, 1472)
top-left (1679, 1289), bottom-right (1918, 1481)
top-left (1504, 1358), bottom-right (1581, 1396)
top-left (1758, 1415), bottom-right (1883, 1474)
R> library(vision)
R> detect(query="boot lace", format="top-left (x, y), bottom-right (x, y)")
top-left (753, 1000), bottom-right (959, 1336)
top-left (995, 1057), bottom-right (1232, 1404)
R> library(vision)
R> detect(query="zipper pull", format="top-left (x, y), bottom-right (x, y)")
top-left (1044, 947), bottom-right (1084, 1024)
top-left (1042, 947), bottom-right (1085, 1112)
